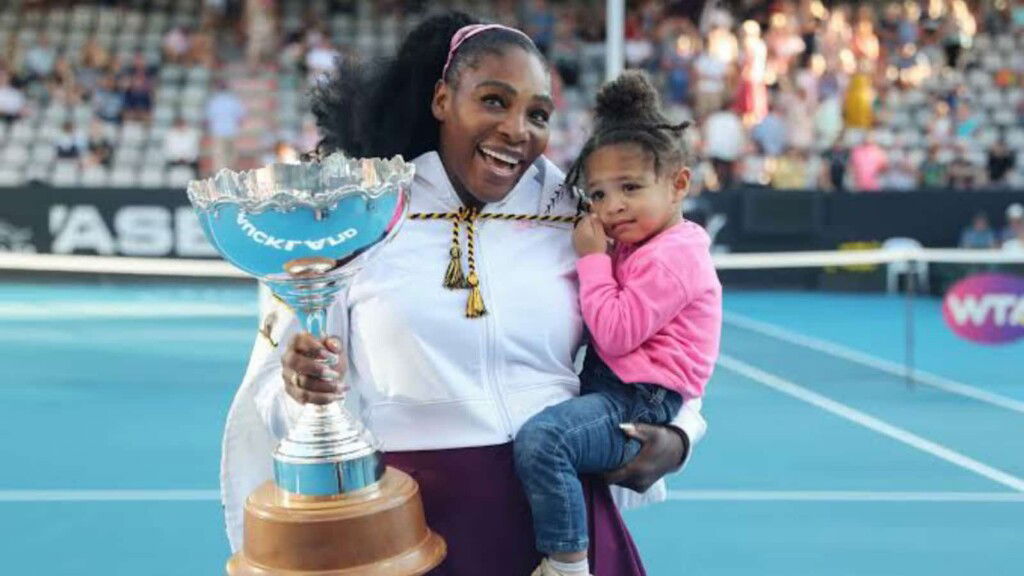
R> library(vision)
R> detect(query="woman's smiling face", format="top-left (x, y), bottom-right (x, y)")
top-left (432, 47), bottom-right (553, 205)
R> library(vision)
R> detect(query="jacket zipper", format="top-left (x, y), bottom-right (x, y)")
top-left (476, 222), bottom-right (515, 440)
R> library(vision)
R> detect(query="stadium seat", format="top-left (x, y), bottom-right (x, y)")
top-left (0, 168), bottom-right (24, 186)
top-left (167, 165), bottom-right (196, 187)
top-left (2, 145), bottom-right (30, 165)
top-left (51, 162), bottom-right (80, 187)
top-left (139, 168), bottom-right (167, 188)
top-left (81, 166), bottom-right (109, 187)
top-left (109, 167), bottom-right (138, 187)
top-left (9, 121), bottom-right (35, 143)
top-left (30, 143), bottom-right (56, 164)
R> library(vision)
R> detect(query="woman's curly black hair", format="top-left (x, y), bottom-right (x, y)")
top-left (309, 12), bottom-right (543, 161)
top-left (564, 70), bottom-right (691, 200)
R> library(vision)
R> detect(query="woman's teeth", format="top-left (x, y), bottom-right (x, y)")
top-left (479, 147), bottom-right (519, 171)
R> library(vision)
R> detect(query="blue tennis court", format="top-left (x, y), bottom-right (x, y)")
top-left (2, 283), bottom-right (1021, 575)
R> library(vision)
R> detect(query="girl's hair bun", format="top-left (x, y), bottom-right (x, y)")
top-left (594, 70), bottom-right (661, 125)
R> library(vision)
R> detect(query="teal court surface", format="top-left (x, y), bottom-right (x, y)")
top-left (1, 283), bottom-right (1021, 575)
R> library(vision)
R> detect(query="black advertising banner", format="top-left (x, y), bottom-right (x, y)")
top-left (0, 186), bottom-right (218, 257)
top-left (2, 185), bottom-right (1023, 257)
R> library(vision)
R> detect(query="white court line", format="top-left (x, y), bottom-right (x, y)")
top-left (666, 490), bottom-right (1024, 503)
top-left (0, 302), bottom-right (256, 320)
top-left (0, 490), bottom-right (220, 502)
top-left (724, 311), bottom-right (1024, 416)
top-left (3, 489), bottom-right (1022, 504)
top-left (717, 354), bottom-right (1024, 493)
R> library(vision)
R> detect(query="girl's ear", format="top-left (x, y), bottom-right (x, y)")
top-left (671, 167), bottom-right (691, 202)
top-left (431, 79), bottom-right (449, 122)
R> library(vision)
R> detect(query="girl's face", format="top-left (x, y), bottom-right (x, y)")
top-left (584, 143), bottom-right (690, 245)
top-left (432, 48), bottom-right (553, 205)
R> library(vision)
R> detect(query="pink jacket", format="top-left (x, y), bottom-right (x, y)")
top-left (576, 220), bottom-right (722, 400)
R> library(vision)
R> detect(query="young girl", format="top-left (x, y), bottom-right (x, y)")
top-left (514, 71), bottom-right (722, 576)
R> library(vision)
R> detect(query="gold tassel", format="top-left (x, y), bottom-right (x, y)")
top-left (465, 272), bottom-right (486, 318)
top-left (442, 212), bottom-right (468, 289)
top-left (443, 245), bottom-right (467, 289)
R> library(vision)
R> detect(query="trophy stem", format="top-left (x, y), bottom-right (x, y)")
top-left (273, 286), bottom-right (385, 496)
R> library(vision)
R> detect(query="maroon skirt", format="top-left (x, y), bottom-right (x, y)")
top-left (383, 443), bottom-right (646, 576)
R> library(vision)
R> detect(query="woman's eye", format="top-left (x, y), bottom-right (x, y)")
top-left (482, 95), bottom-right (505, 108)
top-left (623, 183), bottom-right (641, 192)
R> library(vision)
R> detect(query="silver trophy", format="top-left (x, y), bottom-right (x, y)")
top-left (187, 153), bottom-right (413, 497)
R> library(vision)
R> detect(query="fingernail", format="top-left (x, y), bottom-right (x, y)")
top-left (619, 423), bottom-right (636, 433)
top-left (326, 337), bottom-right (342, 352)
top-left (320, 353), bottom-right (341, 366)
top-left (322, 368), bottom-right (341, 381)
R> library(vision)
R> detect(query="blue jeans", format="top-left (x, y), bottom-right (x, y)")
top-left (514, 349), bottom-right (683, 554)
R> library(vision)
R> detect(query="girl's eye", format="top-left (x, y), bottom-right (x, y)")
top-left (530, 109), bottom-right (551, 125)
top-left (589, 190), bottom-right (605, 201)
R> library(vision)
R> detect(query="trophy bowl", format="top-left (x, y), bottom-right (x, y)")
top-left (187, 153), bottom-right (445, 575)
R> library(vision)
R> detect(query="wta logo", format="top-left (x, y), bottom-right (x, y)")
top-left (942, 274), bottom-right (1024, 345)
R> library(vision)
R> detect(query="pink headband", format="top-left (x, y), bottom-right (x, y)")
top-left (441, 24), bottom-right (533, 80)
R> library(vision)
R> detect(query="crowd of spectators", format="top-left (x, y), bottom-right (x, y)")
top-left (2, 0), bottom-right (1024, 191)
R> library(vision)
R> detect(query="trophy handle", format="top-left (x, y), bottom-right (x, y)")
top-left (270, 257), bottom-right (385, 496)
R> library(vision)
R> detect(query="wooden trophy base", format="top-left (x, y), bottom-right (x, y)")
top-left (227, 467), bottom-right (446, 575)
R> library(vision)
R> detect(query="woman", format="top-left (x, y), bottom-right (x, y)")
top-left (223, 13), bottom-right (707, 575)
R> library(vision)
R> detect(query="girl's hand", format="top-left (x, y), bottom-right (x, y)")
top-left (573, 213), bottom-right (608, 256)
top-left (282, 333), bottom-right (346, 405)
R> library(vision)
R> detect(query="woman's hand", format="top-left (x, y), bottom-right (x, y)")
top-left (282, 333), bottom-right (346, 405)
top-left (604, 423), bottom-right (689, 493)
top-left (573, 213), bottom-right (608, 256)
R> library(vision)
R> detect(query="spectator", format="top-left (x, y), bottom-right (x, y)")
top-left (23, 34), bottom-right (56, 81)
top-left (814, 91), bottom-right (844, 149)
top-left (736, 141), bottom-right (769, 187)
top-left (47, 55), bottom-right (81, 105)
top-left (734, 20), bottom-right (768, 126)
top-left (850, 131), bottom-right (888, 191)
top-left (205, 81), bottom-right (245, 170)
top-left (92, 74), bottom-right (125, 125)
top-left (54, 121), bottom-right (85, 160)
top-left (122, 73), bottom-right (153, 123)
top-left (879, 157), bottom-right (918, 190)
top-left (752, 101), bottom-right (789, 157)
top-left (702, 101), bottom-right (745, 189)
top-left (692, 37), bottom-right (729, 119)
top-left (927, 100), bottom-right (952, 144)
top-left (947, 147), bottom-right (983, 189)
top-left (523, 0), bottom-right (557, 55)
top-left (953, 102), bottom-right (980, 140)
top-left (246, 0), bottom-right (277, 68)
top-left (823, 140), bottom-right (850, 191)
top-left (163, 26), bottom-right (190, 64)
top-left (772, 147), bottom-right (810, 189)
top-left (783, 85), bottom-right (815, 151)
top-left (987, 140), bottom-right (1016, 186)
top-left (0, 70), bottom-right (26, 125)
top-left (84, 119), bottom-right (114, 168)
top-left (165, 117), bottom-right (202, 171)
top-left (843, 71), bottom-right (874, 128)
top-left (1003, 228), bottom-right (1024, 252)
top-left (918, 145), bottom-right (949, 188)
top-left (1001, 203), bottom-right (1024, 245)
top-left (959, 212), bottom-right (997, 249)
top-left (305, 37), bottom-right (339, 86)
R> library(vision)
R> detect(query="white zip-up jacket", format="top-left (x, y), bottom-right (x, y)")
top-left (221, 152), bottom-right (708, 551)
